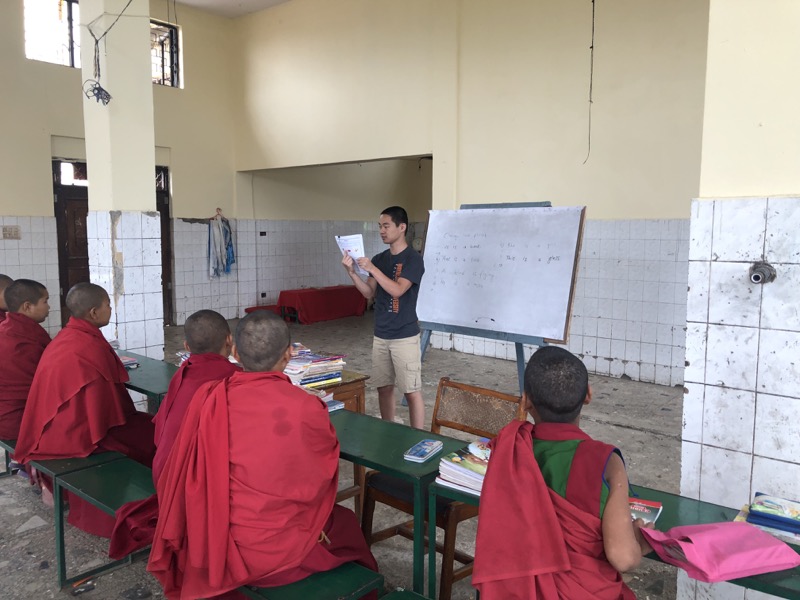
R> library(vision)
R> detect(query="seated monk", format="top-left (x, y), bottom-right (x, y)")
top-left (0, 273), bottom-right (13, 323)
top-left (148, 311), bottom-right (378, 600)
top-left (108, 309), bottom-right (241, 559)
top-left (473, 346), bottom-right (652, 600)
top-left (15, 282), bottom-right (156, 537)
top-left (0, 279), bottom-right (51, 440)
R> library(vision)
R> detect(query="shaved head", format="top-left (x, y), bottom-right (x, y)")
top-left (0, 274), bottom-right (12, 310)
top-left (5, 279), bottom-right (47, 312)
top-left (66, 282), bottom-right (109, 319)
top-left (234, 311), bottom-right (290, 372)
top-left (184, 309), bottom-right (231, 354)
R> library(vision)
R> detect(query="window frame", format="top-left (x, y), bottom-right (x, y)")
top-left (150, 19), bottom-right (181, 88)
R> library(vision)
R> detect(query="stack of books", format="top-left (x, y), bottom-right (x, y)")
top-left (435, 438), bottom-right (491, 496)
top-left (735, 493), bottom-right (800, 545)
top-left (117, 353), bottom-right (140, 369)
top-left (284, 347), bottom-right (346, 389)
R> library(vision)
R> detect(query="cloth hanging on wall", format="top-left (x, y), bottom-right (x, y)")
top-left (208, 215), bottom-right (235, 277)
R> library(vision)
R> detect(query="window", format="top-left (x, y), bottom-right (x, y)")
top-left (24, 0), bottom-right (81, 68)
top-left (24, 1), bottom-right (181, 88)
top-left (150, 21), bottom-right (180, 87)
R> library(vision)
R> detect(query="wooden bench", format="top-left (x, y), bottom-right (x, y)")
top-left (238, 561), bottom-right (384, 600)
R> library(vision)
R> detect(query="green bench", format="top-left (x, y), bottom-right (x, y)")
top-left (381, 591), bottom-right (427, 599)
top-left (238, 561), bottom-right (384, 600)
top-left (53, 458), bottom-right (155, 587)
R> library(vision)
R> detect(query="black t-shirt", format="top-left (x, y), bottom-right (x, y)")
top-left (371, 246), bottom-right (425, 340)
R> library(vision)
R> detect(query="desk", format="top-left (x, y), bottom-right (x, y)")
top-left (426, 483), bottom-right (800, 600)
top-left (278, 285), bottom-right (366, 324)
top-left (329, 410), bottom-right (466, 594)
top-left (122, 351), bottom-right (178, 413)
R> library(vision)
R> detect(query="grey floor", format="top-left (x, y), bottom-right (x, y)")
top-left (0, 312), bottom-right (682, 599)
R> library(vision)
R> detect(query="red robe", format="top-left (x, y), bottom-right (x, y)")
top-left (147, 371), bottom-right (377, 600)
top-left (15, 317), bottom-right (155, 537)
top-left (0, 313), bottom-right (51, 439)
top-left (473, 420), bottom-right (635, 600)
top-left (108, 354), bottom-right (242, 559)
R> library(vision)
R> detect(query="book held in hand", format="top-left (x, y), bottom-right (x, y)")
top-left (404, 439), bottom-right (444, 463)
top-left (629, 497), bottom-right (663, 524)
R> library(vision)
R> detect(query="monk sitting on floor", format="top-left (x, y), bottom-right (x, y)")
top-left (0, 279), bottom-right (51, 440)
top-left (473, 346), bottom-right (652, 600)
top-left (0, 273), bottom-right (13, 323)
top-left (148, 311), bottom-right (378, 600)
top-left (15, 282), bottom-right (156, 537)
top-left (108, 309), bottom-right (242, 559)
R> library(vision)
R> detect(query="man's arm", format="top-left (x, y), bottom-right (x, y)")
top-left (342, 254), bottom-right (377, 300)
top-left (601, 453), bottom-right (653, 573)
top-left (356, 257), bottom-right (413, 298)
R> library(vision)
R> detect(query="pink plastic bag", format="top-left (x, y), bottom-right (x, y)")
top-left (641, 522), bottom-right (800, 583)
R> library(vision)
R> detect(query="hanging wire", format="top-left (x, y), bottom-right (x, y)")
top-left (582, 0), bottom-right (596, 165)
top-left (87, 0), bottom-right (135, 81)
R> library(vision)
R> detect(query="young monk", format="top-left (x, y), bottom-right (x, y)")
top-left (0, 279), bottom-right (51, 440)
top-left (473, 346), bottom-right (652, 599)
top-left (15, 282), bottom-right (155, 537)
top-left (108, 310), bottom-right (241, 559)
top-left (148, 311), bottom-right (377, 600)
top-left (0, 274), bottom-right (13, 322)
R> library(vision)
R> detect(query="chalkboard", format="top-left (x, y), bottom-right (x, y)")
top-left (417, 206), bottom-right (585, 343)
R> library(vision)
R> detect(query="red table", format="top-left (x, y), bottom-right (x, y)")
top-left (277, 285), bottom-right (367, 324)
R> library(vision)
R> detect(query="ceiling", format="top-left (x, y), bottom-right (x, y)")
top-left (176, 0), bottom-right (290, 19)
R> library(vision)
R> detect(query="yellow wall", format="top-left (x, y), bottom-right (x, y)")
top-left (0, 0), bottom-right (236, 218)
top-left (249, 158), bottom-right (432, 222)
top-left (234, 0), bottom-right (709, 219)
top-left (699, 0), bottom-right (800, 197)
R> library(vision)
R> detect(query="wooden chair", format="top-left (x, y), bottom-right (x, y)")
top-left (360, 377), bottom-right (525, 600)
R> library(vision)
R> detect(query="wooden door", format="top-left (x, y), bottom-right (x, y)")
top-left (156, 166), bottom-right (174, 326)
top-left (53, 161), bottom-right (89, 326)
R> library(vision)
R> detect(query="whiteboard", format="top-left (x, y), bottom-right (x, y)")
top-left (417, 206), bottom-right (584, 342)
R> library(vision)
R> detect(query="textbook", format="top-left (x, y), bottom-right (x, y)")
top-left (117, 354), bottom-right (139, 369)
top-left (629, 498), bottom-right (663, 524)
top-left (437, 448), bottom-right (488, 494)
top-left (746, 492), bottom-right (800, 535)
top-left (324, 399), bottom-right (345, 412)
top-left (735, 504), bottom-right (800, 546)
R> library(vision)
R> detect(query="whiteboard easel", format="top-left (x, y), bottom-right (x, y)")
top-left (418, 202), bottom-right (583, 393)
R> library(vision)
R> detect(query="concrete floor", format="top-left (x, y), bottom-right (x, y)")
top-left (0, 312), bottom-right (683, 599)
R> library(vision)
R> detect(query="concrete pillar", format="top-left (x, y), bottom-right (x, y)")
top-left (681, 1), bottom-right (800, 598)
top-left (79, 0), bottom-right (164, 358)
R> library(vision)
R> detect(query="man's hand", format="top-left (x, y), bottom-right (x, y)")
top-left (341, 253), bottom-right (356, 274)
top-left (356, 257), bottom-right (375, 274)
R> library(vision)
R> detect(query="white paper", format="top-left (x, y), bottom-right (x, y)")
top-left (336, 234), bottom-right (369, 277)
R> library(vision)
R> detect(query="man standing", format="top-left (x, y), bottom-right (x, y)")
top-left (342, 206), bottom-right (425, 429)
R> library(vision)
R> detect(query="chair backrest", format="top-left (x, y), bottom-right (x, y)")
top-left (430, 377), bottom-right (526, 438)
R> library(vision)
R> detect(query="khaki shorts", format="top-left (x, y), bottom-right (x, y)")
top-left (372, 334), bottom-right (422, 394)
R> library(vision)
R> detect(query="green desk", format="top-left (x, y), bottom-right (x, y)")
top-left (329, 410), bottom-right (466, 595)
top-left (122, 350), bottom-right (178, 413)
top-left (426, 482), bottom-right (800, 600)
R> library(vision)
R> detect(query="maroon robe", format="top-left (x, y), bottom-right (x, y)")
top-left (0, 313), bottom-right (51, 439)
top-left (108, 353), bottom-right (242, 559)
top-left (15, 317), bottom-right (155, 537)
top-left (473, 420), bottom-right (635, 600)
top-left (148, 371), bottom-right (377, 600)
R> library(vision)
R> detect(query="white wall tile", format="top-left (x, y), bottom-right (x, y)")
top-left (705, 324), bottom-right (758, 390)
top-left (684, 323), bottom-right (707, 383)
top-left (760, 263), bottom-right (800, 332)
top-left (123, 321), bottom-right (146, 349)
top-left (702, 387), bottom-right (755, 453)
top-left (707, 262), bottom-right (761, 327)
top-left (680, 440), bottom-right (702, 499)
top-left (683, 383), bottom-right (704, 443)
top-left (751, 456), bottom-right (800, 508)
top-left (753, 393), bottom-right (800, 462)
top-left (765, 196), bottom-right (800, 263)
top-left (689, 200), bottom-right (714, 261)
top-left (711, 198), bottom-right (767, 262)
top-left (119, 211), bottom-right (142, 240)
top-left (700, 446), bottom-right (752, 509)
top-left (757, 328), bottom-right (800, 396)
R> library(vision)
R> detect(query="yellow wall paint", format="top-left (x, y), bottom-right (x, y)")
top-left (250, 158), bottom-right (432, 222)
top-left (0, 0), bottom-right (236, 218)
top-left (699, 0), bottom-right (800, 197)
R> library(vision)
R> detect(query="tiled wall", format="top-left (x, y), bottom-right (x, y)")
top-left (0, 216), bottom-right (62, 336)
top-left (430, 218), bottom-right (690, 386)
top-left (679, 198), bottom-right (800, 600)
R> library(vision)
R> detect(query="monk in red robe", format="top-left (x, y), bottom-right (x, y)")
top-left (473, 346), bottom-right (652, 600)
top-left (148, 311), bottom-right (378, 600)
top-left (0, 279), bottom-right (51, 440)
top-left (0, 274), bottom-right (13, 323)
top-left (108, 310), bottom-right (241, 559)
top-left (15, 282), bottom-right (156, 537)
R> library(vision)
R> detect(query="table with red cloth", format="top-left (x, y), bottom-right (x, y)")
top-left (277, 285), bottom-right (367, 324)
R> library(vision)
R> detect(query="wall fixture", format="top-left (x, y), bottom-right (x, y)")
top-left (749, 262), bottom-right (777, 284)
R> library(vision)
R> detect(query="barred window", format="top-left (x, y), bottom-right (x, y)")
top-left (24, 0), bottom-right (81, 68)
top-left (151, 21), bottom-right (180, 87)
